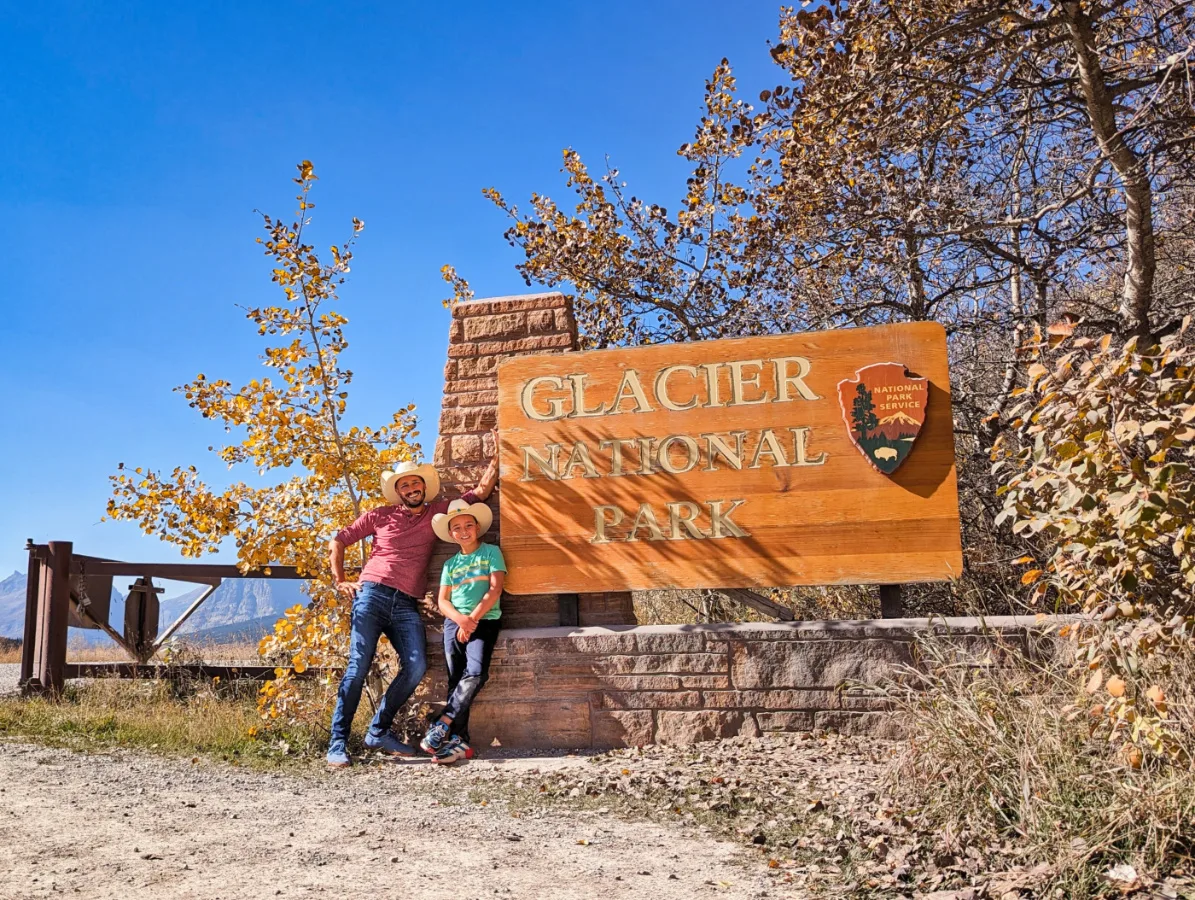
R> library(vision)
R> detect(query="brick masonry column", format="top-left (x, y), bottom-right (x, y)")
top-left (426, 292), bottom-right (636, 628)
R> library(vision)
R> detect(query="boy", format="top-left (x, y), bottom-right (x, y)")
top-left (422, 498), bottom-right (506, 764)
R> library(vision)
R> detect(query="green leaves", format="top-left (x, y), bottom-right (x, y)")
top-left (994, 325), bottom-right (1195, 762)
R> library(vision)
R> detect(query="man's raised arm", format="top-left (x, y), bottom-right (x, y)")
top-left (470, 427), bottom-right (501, 501)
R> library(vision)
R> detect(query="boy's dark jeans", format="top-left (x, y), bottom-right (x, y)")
top-left (329, 581), bottom-right (428, 748)
top-left (441, 617), bottom-right (501, 742)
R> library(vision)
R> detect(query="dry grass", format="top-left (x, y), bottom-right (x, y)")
top-left (0, 677), bottom-right (324, 767)
top-left (882, 632), bottom-right (1195, 896)
top-left (0, 637), bottom-right (268, 665)
top-left (632, 584), bottom-right (880, 624)
top-left (633, 589), bottom-right (772, 624)
top-left (0, 634), bottom-right (426, 761)
top-left (631, 580), bottom-right (995, 624)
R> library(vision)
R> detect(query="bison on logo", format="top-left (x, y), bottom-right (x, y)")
top-left (837, 363), bottom-right (928, 474)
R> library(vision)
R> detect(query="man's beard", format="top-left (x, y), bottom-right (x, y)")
top-left (400, 492), bottom-right (424, 508)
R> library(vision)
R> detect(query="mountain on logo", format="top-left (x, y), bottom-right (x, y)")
top-left (837, 362), bottom-right (930, 474)
top-left (878, 411), bottom-right (919, 426)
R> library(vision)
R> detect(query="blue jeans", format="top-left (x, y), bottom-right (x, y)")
top-left (329, 581), bottom-right (428, 748)
top-left (442, 617), bottom-right (501, 742)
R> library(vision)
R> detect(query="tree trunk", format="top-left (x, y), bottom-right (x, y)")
top-left (903, 223), bottom-right (929, 319)
top-left (1061, 2), bottom-right (1156, 342)
top-left (981, 321), bottom-right (1027, 450)
top-left (1031, 273), bottom-right (1049, 326)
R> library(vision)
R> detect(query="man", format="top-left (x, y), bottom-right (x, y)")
top-left (420, 498), bottom-right (506, 764)
top-left (326, 433), bottom-right (499, 767)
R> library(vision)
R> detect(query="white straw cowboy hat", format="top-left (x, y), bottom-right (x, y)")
top-left (381, 461), bottom-right (441, 504)
top-left (432, 499), bottom-right (494, 543)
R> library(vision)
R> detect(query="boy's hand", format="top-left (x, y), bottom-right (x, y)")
top-left (456, 616), bottom-right (477, 641)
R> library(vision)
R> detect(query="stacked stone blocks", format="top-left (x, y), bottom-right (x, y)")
top-left (425, 292), bottom-right (635, 627)
top-left (435, 293), bottom-right (576, 484)
top-left (418, 617), bottom-right (1042, 748)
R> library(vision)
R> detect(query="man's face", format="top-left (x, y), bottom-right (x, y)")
top-left (395, 475), bottom-right (426, 508)
top-left (449, 515), bottom-right (478, 544)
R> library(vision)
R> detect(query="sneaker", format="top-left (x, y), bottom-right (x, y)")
top-left (364, 731), bottom-right (416, 757)
top-left (420, 720), bottom-right (452, 754)
top-left (431, 736), bottom-right (475, 765)
top-left (326, 743), bottom-right (351, 768)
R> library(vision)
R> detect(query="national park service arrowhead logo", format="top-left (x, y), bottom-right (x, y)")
top-left (837, 363), bottom-right (928, 474)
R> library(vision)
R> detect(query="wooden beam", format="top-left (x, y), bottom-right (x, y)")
top-left (32, 541), bottom-right (72, 694)
top-left (557, 593), bottom-right (580, 626)
top-left (19, 542), bottom-right (41, 687)
top-left (153, 582), bottom-right (220, 650)
top-left (124, 577), bottom-right (161, 663)
top-left (718, 587), bottom-right (796, 622)
top-left (69, 593), bottom-right (138, 660)
top-left (880, 584), bottom-right (904, 618)
top-left (76, 560), bottom-right (305, 580)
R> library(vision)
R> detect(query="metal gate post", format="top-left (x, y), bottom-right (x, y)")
top-left (19, 541), bottom-right (42, 688)
top-left (33, 541), bottom-right (72, 694)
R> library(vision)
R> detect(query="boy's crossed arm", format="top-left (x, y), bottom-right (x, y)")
top-left (438, 570), bottom-right (505, 642)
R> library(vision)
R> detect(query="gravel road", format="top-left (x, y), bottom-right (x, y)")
top-left (0, 741), bottom-right (780, 900)
top-left (0, 663), bottom-right (19, 696)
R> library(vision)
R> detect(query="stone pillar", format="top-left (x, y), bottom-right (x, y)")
top-left (427, 292), bottom-right (636, 628)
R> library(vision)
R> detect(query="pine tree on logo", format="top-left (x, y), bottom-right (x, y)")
top-left (851, 384), bottom-right (878, 441)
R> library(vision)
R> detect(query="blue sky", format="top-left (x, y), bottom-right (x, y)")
top-left (0, 1), bottom-right (785, 575)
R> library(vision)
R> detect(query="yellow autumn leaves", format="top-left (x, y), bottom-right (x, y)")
top-left (997, 323), bottom-right (1195, 763)
top-left (107, 162), bottom-right (422, 729)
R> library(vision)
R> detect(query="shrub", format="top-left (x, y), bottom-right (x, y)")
top-left (993, 324), bottom-right (1195, 761)
top-left (888, 633), bottom-right (1195, 896)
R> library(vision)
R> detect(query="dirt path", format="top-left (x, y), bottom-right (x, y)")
top-left (0, 664), bottom-right (19, 696)
top-left (0, 742), bottom-right (782, 900)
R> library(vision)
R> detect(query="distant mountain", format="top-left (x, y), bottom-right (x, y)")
top-left (0, 571), bottom-right (308, 644)
top-left (0, 570), bottom-right (124, 639)
top-left (877, 411), bottom-right (920, 427)
top-left (157, 577), bottom-right (308, 634)
top-left (0, 571), bottom-right (27, 638)
top-left (185, 614), bottom-right (281, 645)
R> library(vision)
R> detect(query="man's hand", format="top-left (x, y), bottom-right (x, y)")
top-left (336, 581), bottom-right (362, 598)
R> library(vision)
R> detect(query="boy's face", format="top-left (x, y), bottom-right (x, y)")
top-left (449, 515), bottom-right (479, 544)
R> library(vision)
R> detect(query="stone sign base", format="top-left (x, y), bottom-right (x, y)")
top-left (421, 616), bottom-right (1044, 748)
top-left (426, 290), bottom-right (636, 627)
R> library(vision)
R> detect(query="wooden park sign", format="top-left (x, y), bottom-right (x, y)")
top-left (495, 321), bottom-right (962, 594)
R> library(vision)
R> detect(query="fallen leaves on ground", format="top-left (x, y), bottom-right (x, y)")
top-left (456, 733), bottom-right (1195, 899)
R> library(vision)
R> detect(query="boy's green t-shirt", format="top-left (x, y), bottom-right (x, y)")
top-left (439, 542), bottom-right (506, 620)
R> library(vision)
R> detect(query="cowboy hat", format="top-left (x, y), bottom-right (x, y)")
top-left (432, 499), bottom-right (494, 543)
top-left (381, 461), bottom-right (441, 505)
